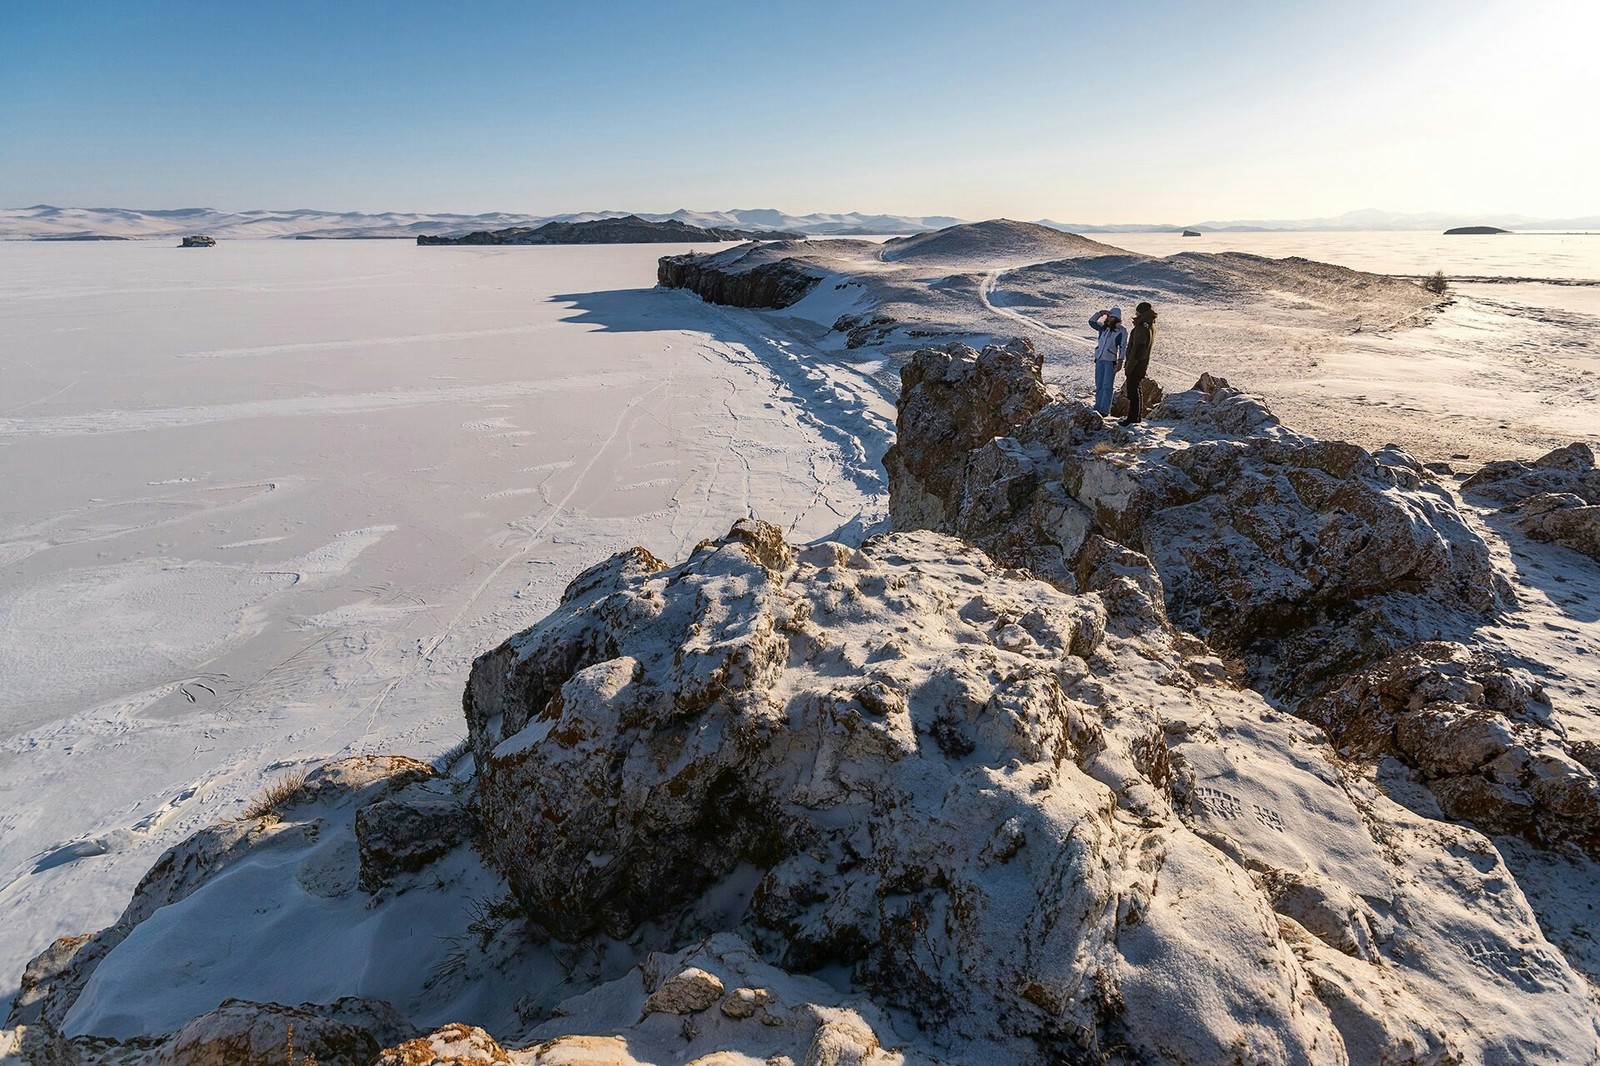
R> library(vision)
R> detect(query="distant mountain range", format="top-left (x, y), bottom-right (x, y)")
top-left (2, 204), bottom-right (1596, 241)
top-left (0, 205), bottom-right (967, 241)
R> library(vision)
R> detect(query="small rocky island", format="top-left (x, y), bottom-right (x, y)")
top-left (1182, 228), bottom-right (1202, 236)
top-left (418, 214), bottom-right (804, 246)
top-left (179, 235), bottom-right (216, 247)
top-left (1444, 225), bottom-right (1511, 235)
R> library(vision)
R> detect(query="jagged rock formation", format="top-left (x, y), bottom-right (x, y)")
top-left (1302, 641), bottom-right (1600, 855)
top-left (658, 242), bottom-right (826, 309)
top-left (458, 518), bottom-right (1597, 1063)
top-left (372, 935), bottom-right (908, 1065)
top-left (1463, 442), bottom-right (1600, 561)
top-left (178, 235), bottom-right (215, 247)
top-left (417, 215), bottom-right (802, 246)
top-left (886, 342), bottom-right (1508, 700)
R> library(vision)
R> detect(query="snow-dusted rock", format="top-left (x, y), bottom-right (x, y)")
top-left (641, 968), bottom-right (724, 1015)
top-left (0, 1022), bottom-right (77, 1066)
top-left (355, 776), bottom-right (475, 893)
top-left (888, 347), bottom-right (1509, 699)
top-left (1463, 443), bottom-right (1600, 562)
top-left (882, 339), bottom-right (1052, 536)
top-left (463, 518), bottom-right (1598, 1063)
top-left (373, 1022), bottom-right (523, 1065)
top-left (1462, 441), bottom-right (1600, 506)
top-left (150, 997), bottom-right (411, 1066)
top-left (1301, 640), bottom-right (1600, 856)
top-left (658, 243), bottom-right (824, 309)
top-left (8, 756), bottom-right (436, 1032)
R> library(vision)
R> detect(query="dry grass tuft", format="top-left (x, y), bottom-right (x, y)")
top-left (240, 768), bottom-right (308, 821)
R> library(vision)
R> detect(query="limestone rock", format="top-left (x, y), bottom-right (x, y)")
top-left (882, 340), bottom-right (1051, 537)
top-left (1462, 441), bottom-right (1600, 506)
top-left (373, 1023), bottom-right (520, 1065)
top-left (355, 777), bottom-right (474, 892)
top-left (151, 997), bottom-right (410, 1066)
top-left (0, 1022), bottom-right (78, 1066)
top-left (464, 519), bottom-right (1598, 1063)
top-left (7, 756), bottom-right (436, 1030)
top-left (1511, 493), bottom-right (1600, 561)
top-left (1461, 443), bottom-right (1600, 561)
top-left (1302, 641), bottom-right (1600, 856)
top-left (642, 967), bottom-right (725, 1014)
top-left (886, 349), bottom-right (1508, 700)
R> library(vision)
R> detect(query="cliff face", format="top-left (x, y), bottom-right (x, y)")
top-left (657, 249), bottom-right (823, 309)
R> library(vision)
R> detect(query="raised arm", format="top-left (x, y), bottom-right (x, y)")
top-left (1088, 310), bottom-right (1107, 331)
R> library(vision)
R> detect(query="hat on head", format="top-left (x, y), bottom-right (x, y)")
top-left (1108, 306), bottom-right (1123, 320)
top-left (1135, 302), bottom-right (1153, 315)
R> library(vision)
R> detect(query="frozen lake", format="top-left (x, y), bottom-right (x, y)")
top-left (0, 239), bottom-right (890, 987)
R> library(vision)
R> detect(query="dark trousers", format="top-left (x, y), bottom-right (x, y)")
top-left (1125, 373), bottom-right (1145, 422)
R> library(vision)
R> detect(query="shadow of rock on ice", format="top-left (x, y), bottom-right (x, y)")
top-left (552, 285), bottom-right (898, 515)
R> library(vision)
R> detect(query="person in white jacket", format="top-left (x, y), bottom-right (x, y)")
top-left (1088, 307), bottom-right (1128, 415)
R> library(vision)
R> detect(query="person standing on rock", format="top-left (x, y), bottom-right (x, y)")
top-left (1088, 307), bottom-right (1128, 416)
top-left (1121, 302), bottom-right (1157, 425)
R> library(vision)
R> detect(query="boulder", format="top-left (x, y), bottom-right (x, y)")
top-left (179, 235), bottom-right (216, 248)
top-left (355, 777), bottom-right (475, 892)
top-left (1301, 641), bottom-right (1600, 855)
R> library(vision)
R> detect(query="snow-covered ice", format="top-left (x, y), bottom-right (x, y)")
top-left (0, 239), bottom-right (889, 991)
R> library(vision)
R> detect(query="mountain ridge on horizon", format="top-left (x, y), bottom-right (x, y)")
top-left (4, 203), bottom-right (1598, 241)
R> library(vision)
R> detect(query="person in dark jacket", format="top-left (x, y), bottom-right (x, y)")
top-left (1121, 302), bottom-right (1157, 425)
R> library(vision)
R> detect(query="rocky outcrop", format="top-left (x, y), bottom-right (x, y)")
top-left (1463, 442), bottom-right (1600, 561)
top-left (459, 518), bottom-right (1597, 1063)
top-left (179, 235), bottom-right (216, 248)
top-left (417, 215), bottom-right (803, 246)
top-left (372, 935), bottom-right (911, 1066)
top-left (354, 776), bottom-right (475, 893)
top-left (1302, 641), bottom-right (1600, 855)
top-left (887, 343), bottom-right (1508, 699)
top-left (8, 756), bottom-right (436, 1032)
top-left (150, 997), bottom-right (411, 1066)
top-left (658, 246), bottom-right (823, 309)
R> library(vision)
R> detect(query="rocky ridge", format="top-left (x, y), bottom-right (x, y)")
top-left (417, 216), bottom-right (803, 246)
top-left (885, 341), bottom-right (1600, 861)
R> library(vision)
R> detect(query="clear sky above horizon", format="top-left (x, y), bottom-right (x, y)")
top-left (2, 0), bottom-right (1594, 223)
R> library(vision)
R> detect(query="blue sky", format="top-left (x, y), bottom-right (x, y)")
top-left (2, 0), bottom-right (1593, 221)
